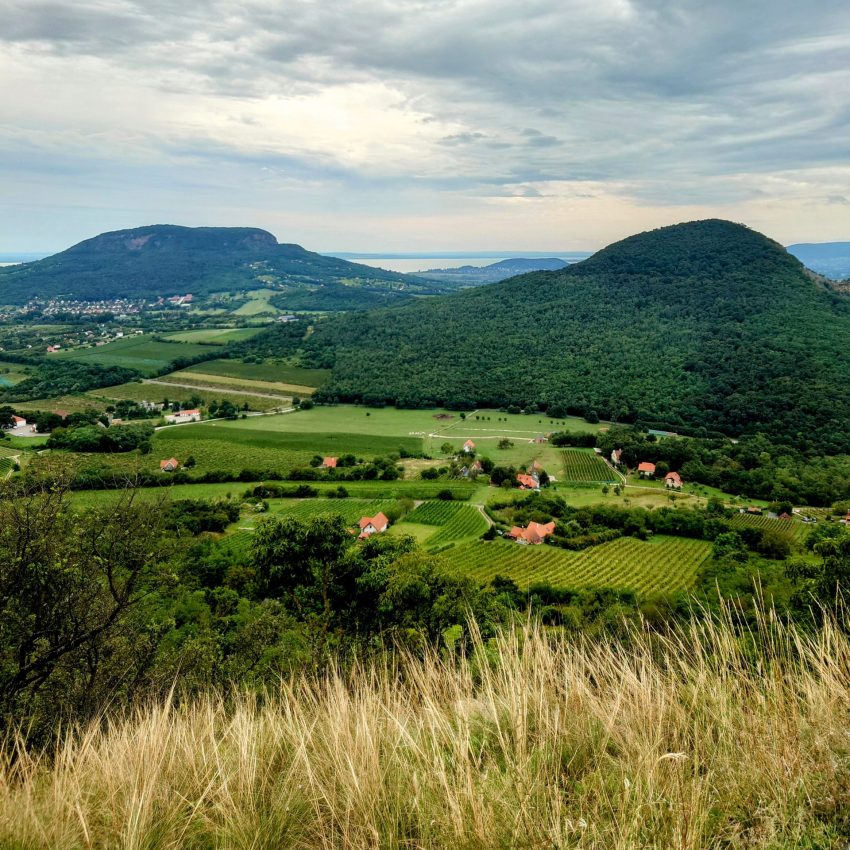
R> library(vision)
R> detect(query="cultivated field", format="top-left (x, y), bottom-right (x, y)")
top-left (444, 535), bottom-right (711, 595)
top-left (161, 327), bottom-right (265, 345)
top-left (561, 449), bottom-right (619, 483)
top-left (729, 512), bottom-right (811, 544)
top-left (397, 501), bottom-right (489, 550)
top-left (181, 360), bottom-right (331, 387)
top-left (158, 370), bottom-right (310, 397)
top-left (50, 335), bottom-right (213, 375)
top-left (90, 381), bottom-right (284, 412)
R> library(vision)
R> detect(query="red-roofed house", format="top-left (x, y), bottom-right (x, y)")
top-left (160, 458), bottom-right (180, 472)
top-left (664, 471), bottom-right (683, 489)
top-left (463, 440), bottom-right (476, 453)
top-left (637, 462), bottom-right (656, 478)
top-left (508, 521), bottom-right (556, 545)
top-left (516, 473), bottom-right (540, 491)
top-left (611, 449), bottom-right (623, 465)
top-left (9, 415), bottom-right (26, 428)
top-left (321, 457), bottom-right (338, 469)
top-left (358, 512), bottom-right (390, 539)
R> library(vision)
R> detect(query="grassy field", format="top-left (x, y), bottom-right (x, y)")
top-left (50, 335), bottom-right (214, 375)
top-left (444, 535), bottom-right (711, 595)
top-left (181, 360), bottom-right (331, 387)
top-left (0, 360), bottom-right (32, 384)
top-left (6, 615), bottom-right (846, 849)
top-left (561, 448), bottom-right (619, 483)
top-left (161, 327), bottom-right (265, 345)
top-left (232, 289), bottom-right (281, 316)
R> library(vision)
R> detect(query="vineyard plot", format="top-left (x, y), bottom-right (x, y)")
top-left (401, 501), bottom-right (488, 550)
top-left (729, 513), bottom-right (810, 544)
top-left (561, 450), bottom-right (619, 483)
top-left (444, 536), bottom-right (711, 596)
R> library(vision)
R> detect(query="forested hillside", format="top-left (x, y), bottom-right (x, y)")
top-left (298, 220), bottom-right (850, 450)
top-left (0, 225), bottom-right (443, 308)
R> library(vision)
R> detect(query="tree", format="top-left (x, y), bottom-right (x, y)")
top-left (440, 442), bottom-right (454, 455)
top-left (0, 469), bottom-right (172, 734)
top-left (498, 438), bottom-right (514, 450)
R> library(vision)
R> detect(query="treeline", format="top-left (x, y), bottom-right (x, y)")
top-left (0, 361), bottom-right (140, 403)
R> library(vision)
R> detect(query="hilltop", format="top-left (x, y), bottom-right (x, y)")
top-left (0, 225), bottom-right (444, 309)
top-left (288, 220), bottom-right (850, 450)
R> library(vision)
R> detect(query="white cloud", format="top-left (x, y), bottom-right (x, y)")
top-left (0, 0), bottom-right (849, 250)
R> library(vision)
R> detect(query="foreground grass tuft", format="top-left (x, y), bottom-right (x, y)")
top-left (2, 611), bottom-right (850, 848)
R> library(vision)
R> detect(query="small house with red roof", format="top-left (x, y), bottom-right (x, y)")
top-left (637, 462), bottom-right (656, 478)
top-left (321, 457), bottom-right (338, 469)
top-left (664, 471), bottom-right (683, 489)
top-left (462, 440), bottom-right (476, 453)
top-left (516, 473), bottom-right (540, 491)
top-left (358, 512), bottom-right (390, 539)
top-left (9, 415), bottom-right (26, 428)
top-left (160, 458), bottom-right (180, 472)
top-left (508, 521), bottom-right (556, 545)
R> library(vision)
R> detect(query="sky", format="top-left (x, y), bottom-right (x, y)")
top-left (1, 0), bottom-right (849, 253)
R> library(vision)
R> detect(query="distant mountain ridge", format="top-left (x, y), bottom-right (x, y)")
top-left (282, 219), bottom-right (850, 450)
top-left (413, 257), bottom-right (571, 285)
top-left (0, 225), bottom-right (445, 309)
top-left (787, 242), bottom-right (850, 281)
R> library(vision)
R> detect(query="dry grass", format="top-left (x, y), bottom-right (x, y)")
top-left (2, 611), bottom-right (850, 849)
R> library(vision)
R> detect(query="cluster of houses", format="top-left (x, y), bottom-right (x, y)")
top-left (636, 462), bottom-right (683, 489)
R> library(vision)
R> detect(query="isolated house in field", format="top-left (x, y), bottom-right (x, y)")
top-left (358, 512), bottom-right (390, 539)
top-left (9, 415), bottom-right (26, 429)
top-left (321, 456), bottom-right (338, 469)
top-left (160, 458), bottom-right (180, 472)
top-left (665, 471), bottom-right (683, 489)
top-left (611, 449), bottom-right (623, 465)
top-left (463, 440), bottom-right (476, 453)
top-left (508, 521), bottom-right (556, 545)
top-left (164, 408), bottom-right (201, 424)
top-left (531, 435), bottom-right (548, 444)
top-left (516, 473), bottom-right (540, 491)
top-left (637, 462), bottom-right (656, 478)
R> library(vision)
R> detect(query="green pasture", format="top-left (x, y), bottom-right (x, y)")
top-left (161, 327), bottom-right (265, 345)
top-left (50, 335), bottom-right (213, 375)
top-left (232, 289), bottom-right (281, 316)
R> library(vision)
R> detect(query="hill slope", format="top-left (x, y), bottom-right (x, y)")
top-left (298, 220), bottom-right (850, 450)
top-left (0, 225), bottom-right (443, 308)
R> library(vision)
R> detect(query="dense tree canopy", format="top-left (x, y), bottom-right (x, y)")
top-left (290, 220), bottom-right (850, 451)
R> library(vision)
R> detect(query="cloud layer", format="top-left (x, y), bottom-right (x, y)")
top-left (1, 0), bottom-right (849, 250)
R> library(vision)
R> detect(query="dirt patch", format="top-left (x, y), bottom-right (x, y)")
top-left (433, 414), bottom-right (455, 420)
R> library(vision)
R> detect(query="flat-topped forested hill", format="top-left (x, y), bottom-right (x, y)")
top-left (0, 225), bottom-right (443, 309)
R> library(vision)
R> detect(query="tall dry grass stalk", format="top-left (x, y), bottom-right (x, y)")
top-left (2, 608), bottom-right (850, 849)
